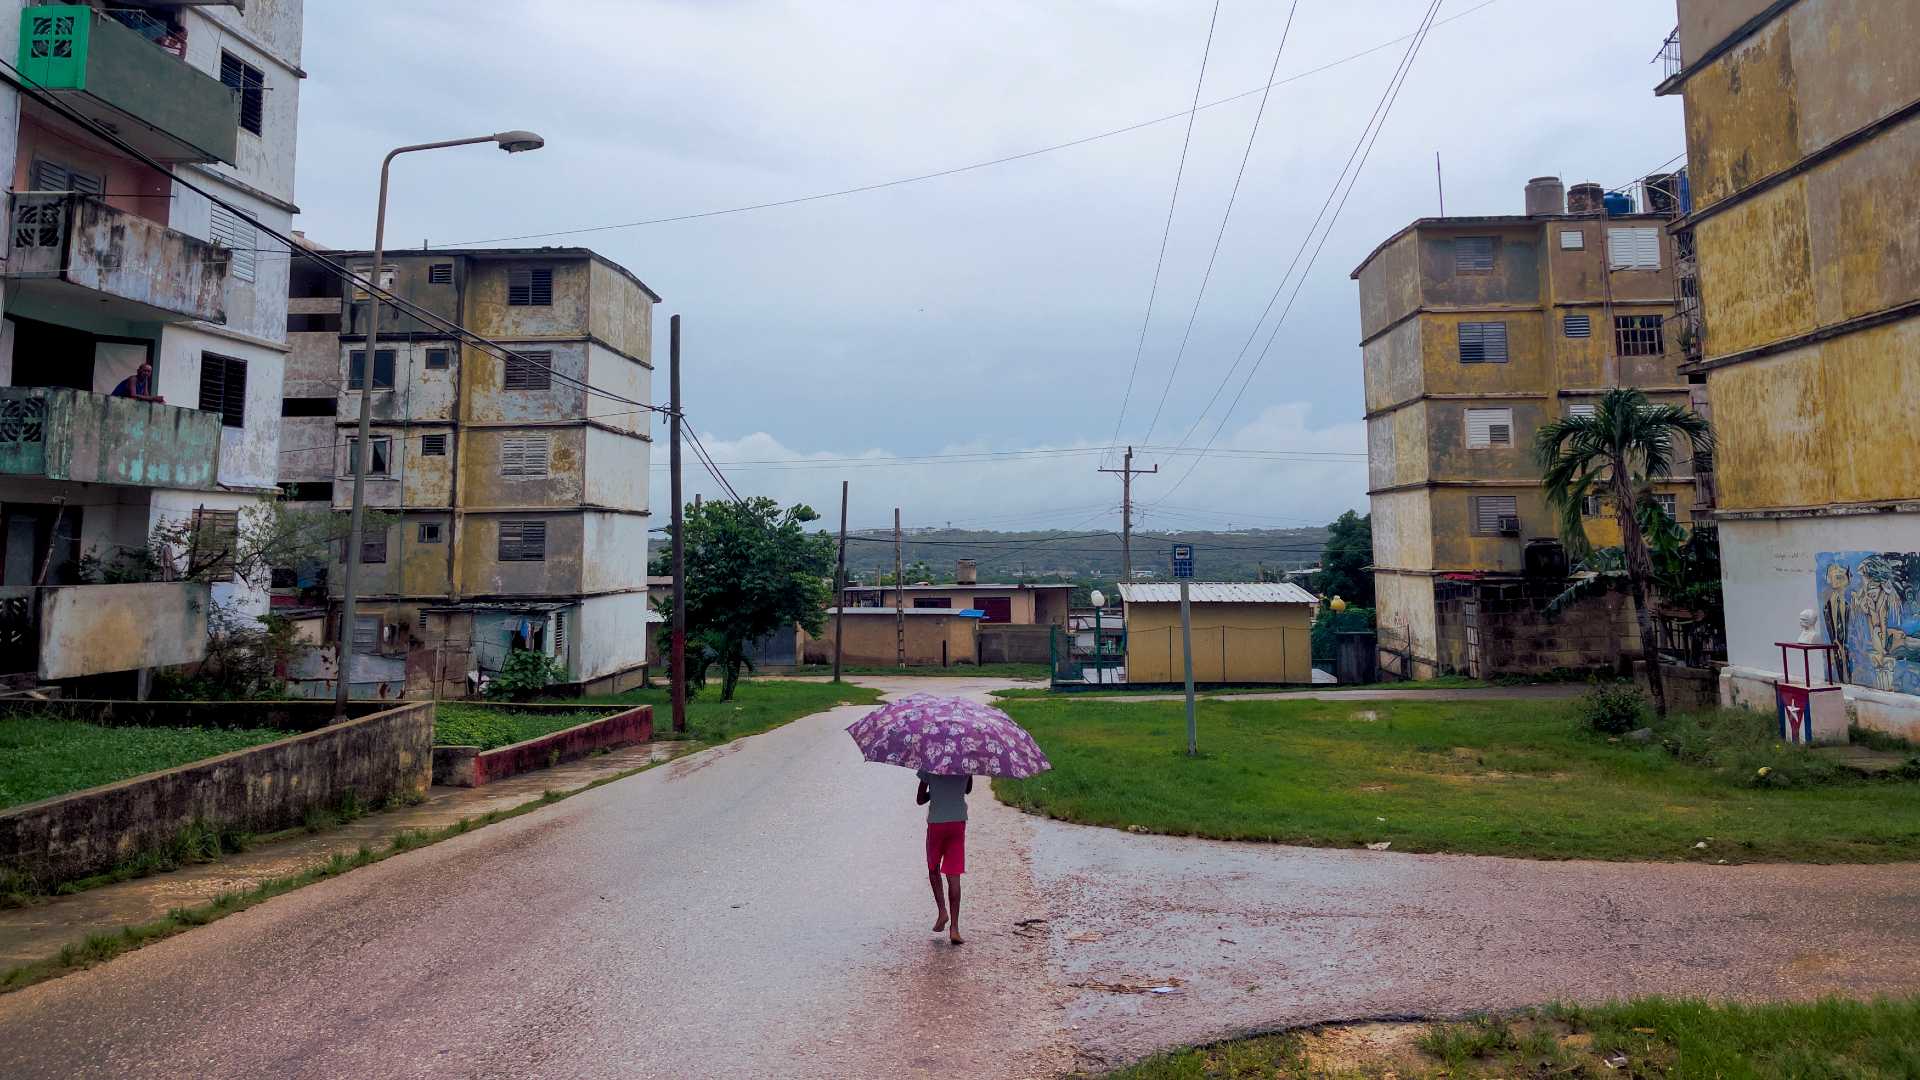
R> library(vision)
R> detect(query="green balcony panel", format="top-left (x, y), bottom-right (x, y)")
top-left (0, 387), bottom-right (222, 490)
top-left (18, 6), bottom-right (239, 164)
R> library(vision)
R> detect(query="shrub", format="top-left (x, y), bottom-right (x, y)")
top-left (1578, 682), bottom-right (1650, 735)
top-left (485, 649), bottom-right (568, 701)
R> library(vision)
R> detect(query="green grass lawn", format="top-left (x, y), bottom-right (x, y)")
top-left (993, 697), bottom-right (1920, 862)
top-left (1099, 997), bottom-right (1920, 1079)
top-left (0, 714), bottom-right (286, 811)
top-left (432, 704), bottom-right (620, 751)
top-left (560, 678), bottom-right (882, 745)
top-left (784, 662), bottom-right (1050, 681)
top-left (992, 675), bottom-right (1491, 700)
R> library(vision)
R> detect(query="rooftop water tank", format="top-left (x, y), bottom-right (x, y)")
top-left (1525, 176), bottom-right (1565, 216)
top-left (1603, 191), bottom-right (1634, 216)
top-left (1567, 182), bottom-right (1605, 214)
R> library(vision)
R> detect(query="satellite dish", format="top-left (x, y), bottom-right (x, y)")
top-left (1089, 589), bottom-right (1106, 609)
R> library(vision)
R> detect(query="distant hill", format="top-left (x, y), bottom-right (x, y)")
top-left (828, 526), bottom-right (1330, 588)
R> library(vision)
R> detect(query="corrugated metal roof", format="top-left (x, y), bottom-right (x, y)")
top-left (826, 607), bottom-right (976, 617)
top-left (1118, 582), bottom-right (1318, 605)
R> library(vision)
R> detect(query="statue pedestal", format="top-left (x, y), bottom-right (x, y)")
top-left (1774, 642), bottom-right (1848, 746)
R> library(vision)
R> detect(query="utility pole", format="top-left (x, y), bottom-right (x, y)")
top-left (1099, 445), bottom-right (1157, 579)
top-left (669, 315), bottom-right (687, 735)
top-left (832, 480), bottom-right (848, 683)
top-left (893, 507), bottom-right (906, 668)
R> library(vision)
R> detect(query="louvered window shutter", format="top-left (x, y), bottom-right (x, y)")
top-left (1475, 496), bottom-right (1518, 533)
top-left (1459, 322), bottom-right (1508, 364)
top-left (1466, 408), bottom-right (1514, 448)
top-left (1568, 403), bottom-right (1598, 419)
top-left (1563, 313), bottom-right (1591, 338)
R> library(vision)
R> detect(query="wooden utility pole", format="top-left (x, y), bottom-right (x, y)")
top-left (832, 480), bottom-right (849, 683)
top-left (669, 315), bottom-right (687, 735)
top-left (893, 507), bottom-right (905, 668)
top-left (1099, 446), bottom-right (1157, 579)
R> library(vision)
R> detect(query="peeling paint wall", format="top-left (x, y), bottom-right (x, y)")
top-left (39, 581), bottom-right (210, 678)
top-left (575, 591), bottom-right (652, 681)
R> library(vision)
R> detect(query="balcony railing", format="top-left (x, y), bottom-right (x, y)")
top-left (0, 386), bottom-right (222, 490)
top-left (1657, 27), bottom-right (1683, 79)
top-left (18, 5), bottom-right (237, 164)
top-left (8, 193), bottom-right (228, 323)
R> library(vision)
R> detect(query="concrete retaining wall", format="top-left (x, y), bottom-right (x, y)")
top-left (0, 702), bottom-right (433, 889)
top-left (978, 625), bottom-right (1052, 665)
top-left (432, 705), bottom-right (653, 787)
top-left (1634, 662), bottom-right (1720, 713)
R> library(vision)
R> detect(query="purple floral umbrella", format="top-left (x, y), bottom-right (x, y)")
top-left (845, 693), bottom-right (1052, 778)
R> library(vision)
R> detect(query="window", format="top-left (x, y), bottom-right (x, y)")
top-left (418, 523), bottom-right (443, 543)
top-left (1582, 494), bottom-right (1606, 518)
top-left (498, 520), bottom-right (547, 562)
top-left (345, 436), bottom-right (391, 476)
top-left (191, 508), bottom-right (239, 583)
top-left (1615, 315), bottom-right (1665, 356)
top-left (1454, 236), bottom-right (1494, 271)
top-left (500, 434), bottom-right (551, 476)
top-left (1567, 403), bottom-right (1598, 420)
top-left (507, 267), bottom-right (554, 306)
top-left (503, 349), bottom-right (553, 390)
top-left (552, 611), bottom-right (567, 656)
top-left (1651, 493), bottom-right (1678, 521)
top-left (207, 205), bottom-right (257, 283)
top-left (428, 263), bottom-right (453, 285)
top-left (280, 480), bottom-right (333, 502)
top-left (350, 266), bottom-right (397, 300)
top-left (913, 597), bottom-right (953, 609)
top-left (347, 348), bottom-right (397, 391)
top-left (1465, 407), bottom-right (1514, 448)
top-left (1457, 322), bottom-right (1509, 364)
top-left (287, 312), bottom-right (341, 333)
top-left (418, 610), bottom-right (431, 631)
top-left (1473, 496), bottom-right (1520, 535)
top-left (1606, 226), bottom-right (1661, 270)
top-left (219, 51), bottom-right (265, 136)
top-left (358, 530), bottom-right (388, 564)
top-left (425, 347), bottom-right (452, 370)
top-left (198, 353), bottom-right (247, 427)
top-left (281, 396), bottom-right (335, 417)
top-left (420, 434), bottom-right (448, 457)
top-left (352, 615), bottom-right (379, 655)
top-left (1563, 313), bottom-right (1592, 338)
top-left (29, 159), bottom-right (103, 196)
top-left (1559, 229), bottom-right (1585, 251)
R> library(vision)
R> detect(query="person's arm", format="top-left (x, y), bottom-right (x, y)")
top-left (965, 776), bottom-right (974, 794)
top-left (916, 780), bottom-right (930, 805)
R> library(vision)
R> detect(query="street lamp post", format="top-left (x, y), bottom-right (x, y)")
top-left (335, 131), bottom-right (545, 716)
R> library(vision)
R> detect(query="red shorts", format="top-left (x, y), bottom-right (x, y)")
top-left (926, 821), bottom-right (966, 876)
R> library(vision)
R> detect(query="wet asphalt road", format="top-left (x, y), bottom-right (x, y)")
top-left (6, 676), bottom-right (1920, 1078)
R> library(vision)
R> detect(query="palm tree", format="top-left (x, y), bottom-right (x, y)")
top-left (1535, 387), bottom-right (1713, 717)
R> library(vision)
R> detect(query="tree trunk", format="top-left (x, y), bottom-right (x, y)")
top-left (720, 644), bottom-right (741, 701)
top-left (1615, 462), bottom-right (1668, 718)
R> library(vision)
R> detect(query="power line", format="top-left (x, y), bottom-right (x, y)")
top-left (1156, 0), bottom-right (1445, 504)
top-left (1106, 0), bottom-right (1221, 467)
top-left (1140, 0), bottom-right (1301, 448)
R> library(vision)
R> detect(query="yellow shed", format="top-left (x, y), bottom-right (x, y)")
top-left (1120, 582), bottom-right (1317, 685)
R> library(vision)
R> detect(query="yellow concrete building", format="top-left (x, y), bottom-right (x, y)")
top-left (1118, 583), bottom-right (1315, 685)
top-left (1656, 0), bottom-right (1920, 735)
top-left (1353, 177), bottom-right (1697, 678)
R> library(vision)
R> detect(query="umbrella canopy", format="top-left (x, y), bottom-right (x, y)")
top-left (845, 693), bottom-right (1052, 779)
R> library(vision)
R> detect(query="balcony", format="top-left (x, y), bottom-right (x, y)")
top-left (0, 386), bottom-right (221, 490)
top-left (0, 581), bottom-right (211, 680)
top-left (8, 193), bottom-right (228, 323)
top-left (17, 5), bottom-right (238, 164)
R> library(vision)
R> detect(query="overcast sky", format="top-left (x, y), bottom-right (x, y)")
top-left (293, 0), bottom-right (1684, 535)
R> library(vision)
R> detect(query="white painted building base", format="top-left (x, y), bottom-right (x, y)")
top-left (1721, 665), bottom-right (1920, 741)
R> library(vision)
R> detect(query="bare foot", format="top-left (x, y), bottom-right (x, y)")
top-left (933, 912), bottom-right (948, 932)
top-left (949, 928), bottom-right (965, 945)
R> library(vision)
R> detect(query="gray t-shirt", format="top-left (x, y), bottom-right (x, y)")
top-left (917, 770), bottom-right (969, 823)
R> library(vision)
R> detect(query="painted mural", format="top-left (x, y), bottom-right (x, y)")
top-left (1816, 551), bottom-right (1920, 694)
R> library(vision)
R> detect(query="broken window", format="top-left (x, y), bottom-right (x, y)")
top-left (198, 353), bottom-right (247, 427)
top-left (219, 51), bottom-right (265, 136)
top-left (507, 267), bottom-right (553, 306)
top-left (1457, 322), bottom-right (1508, 364)
top-left (345, 436), bottom-right (391, 477)
top-left (498, 520), bottom-right (547, 562)
top-left (347, 349), bottom-right (397, 391)
top-left (191, 508), bottom-right (239, 583)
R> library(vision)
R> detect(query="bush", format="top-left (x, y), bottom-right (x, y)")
top-left (1577, 682), bottom-right (1650, 735)
top-left (1309, 604), bottom-right (1375, 661)
top-left (484, 649), bottom-right (568, 701)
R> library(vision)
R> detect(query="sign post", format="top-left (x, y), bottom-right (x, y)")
top-left (1171, 544), bottom-right (1197, 755)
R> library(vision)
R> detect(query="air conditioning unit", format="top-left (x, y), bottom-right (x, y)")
top-left (1497, 515), bottom-right (1522, 536)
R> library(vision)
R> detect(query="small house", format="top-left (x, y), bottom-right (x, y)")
top-left (1118, 582), bottom-right (1317, 685)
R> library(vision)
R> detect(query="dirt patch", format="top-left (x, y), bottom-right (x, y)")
top-left (1298, 1021), bottom-right (1428, 1074)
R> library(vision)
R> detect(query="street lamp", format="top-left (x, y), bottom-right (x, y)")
top-left (1089, 589), bottom-right (1107, 681)
top-left (335, 131), bottom-right (545, 716)
top-left (1330, 595), bottom-right (1347, 614)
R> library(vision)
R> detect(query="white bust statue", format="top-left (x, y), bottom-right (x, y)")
top-left (1796, 608), bottom-right (1820, 644)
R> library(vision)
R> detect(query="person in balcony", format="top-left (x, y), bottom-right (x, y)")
top-left (110, 362), bottom-right (161, 403)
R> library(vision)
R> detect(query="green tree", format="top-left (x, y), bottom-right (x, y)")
top-left (651, 497), bottom-right (835, 701)
top-left (1309, 510), bottom-right (1374, 608)
top-left (1535, 387), bottom-right (1713, 717)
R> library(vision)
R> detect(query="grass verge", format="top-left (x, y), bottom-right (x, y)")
top-left (990, 675), bottom-right (1492, 700)
top-left (432, 703), bottom-right (617, 750)
top-left (993, 696), bottom-right (1920, 862)
top-left (559, 678), bottom-right (882, 744)
top-left (0, 714), bottom-right (286, 811)
top-left (0, 760), bottom-right (671, 996)
top-left (783, 663), bottom-right (1050, 681)
top-left (1095, 997), bottom-right (1920, 1078)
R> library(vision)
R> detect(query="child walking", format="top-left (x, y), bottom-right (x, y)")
top-left (917, 769), bottom-right (971, 945)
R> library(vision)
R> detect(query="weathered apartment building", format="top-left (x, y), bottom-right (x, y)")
top-left (0, 1), bottom-right (302, 688)
top-left (281, 247), bottom-right (660, 698)
top-left (1656, 0), bottom-right (1920, 735)
top-left (1353, 177), bottom-right (1695, 678)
